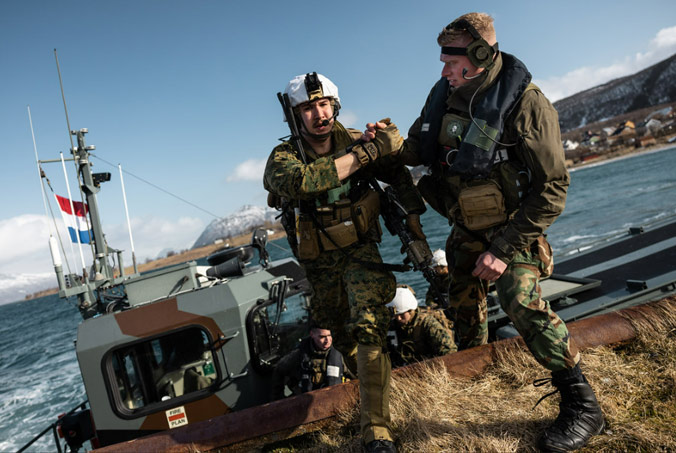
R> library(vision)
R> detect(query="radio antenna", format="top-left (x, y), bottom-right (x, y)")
top-left (54, 49), bottom-right (75, 150)
top-left (53, 48), bottom-right (96, 265)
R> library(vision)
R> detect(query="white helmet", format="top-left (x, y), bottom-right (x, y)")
top-left (387, 286), bottom-right (419, 315)
top-left (284, 72), bottom-right (341, 108)
top-left (432, 249), bottom-right (448, 267)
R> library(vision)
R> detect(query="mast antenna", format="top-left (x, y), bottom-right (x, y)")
top-left (54, 49), bottom-right (75, 150)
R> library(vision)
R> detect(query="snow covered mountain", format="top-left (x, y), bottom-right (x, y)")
top-left (554, 53), bottom-right (676, 132)
top-left (0, 272), bottom-right (55, 305)
top-left (192, 205), bottom-right (279, 248)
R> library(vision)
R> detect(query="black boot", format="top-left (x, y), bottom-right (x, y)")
top-left (363, 439), bottom-right (396, 453)
top-left (535, 366), bottom-right (604, 452)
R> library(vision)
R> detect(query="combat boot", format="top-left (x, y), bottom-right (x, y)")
top-left (535, 365), bottom-right (604, 452)
top-left (363, 439), bottom-right (396, 453)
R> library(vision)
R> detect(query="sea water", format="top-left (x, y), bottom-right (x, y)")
top-left (2, 146), bottom-right (675, 451)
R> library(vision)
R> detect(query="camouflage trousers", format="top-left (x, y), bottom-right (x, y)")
top-left (446, 229), bottom-right (580, 372)
top-left (303, 242), bottom-right (397, 442)
top-left (302, 242), bottom-right (396, 361)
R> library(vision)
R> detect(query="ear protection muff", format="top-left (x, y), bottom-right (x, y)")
top-left (443, 19), bottom-right (499, 69)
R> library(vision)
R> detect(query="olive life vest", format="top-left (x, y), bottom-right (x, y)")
top-left (419, 52), bottom-right (532, 179)
top-left (297, 337), bottom-right (345, 393)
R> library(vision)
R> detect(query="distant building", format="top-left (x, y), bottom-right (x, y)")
top-left (563, 139), bottom-right (579, 151)
top-left (610, 120), bottom-right (635, 136)
top-left (637, 136), bottom-right (657, 147)
top-left (636, 118), bottom-right (662, 136)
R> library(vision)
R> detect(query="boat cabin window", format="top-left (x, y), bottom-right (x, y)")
top-left (107, 327), bottom-right (218, 416)
top-left (247, 290), bottom-right (309, 373)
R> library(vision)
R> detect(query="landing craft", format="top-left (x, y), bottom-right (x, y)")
top-left (21, 128), bottom-right (314, 451)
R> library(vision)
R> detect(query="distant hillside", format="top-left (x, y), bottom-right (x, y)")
top-left (554, 53), bottom-right (676, 132)
top-left (192, 205), bottom-right (279, 248)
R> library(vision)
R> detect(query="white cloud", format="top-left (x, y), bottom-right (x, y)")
top-left (104, 215), bottom-right (205, 262)
top-left (0, 215), bottom-right (53, 274)
top-left (227, 158), bottom-right (268, 182)
top-left (535, 25), bottom-right (676, 102)
top-left (0, 213), bottom-right (204, 303)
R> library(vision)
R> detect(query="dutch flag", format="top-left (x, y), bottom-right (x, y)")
top-left (55, 194), bottom-right (92, 244)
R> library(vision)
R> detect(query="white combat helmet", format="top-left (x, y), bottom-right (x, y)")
top-left (387, 286), bottom-right (419, 315)
top-left (284, 72), bottom-right (341, 108)
top-left (432, 249), bottom-right (448, 267)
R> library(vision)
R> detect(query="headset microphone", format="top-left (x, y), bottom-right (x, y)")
top-left (462, 68), bottom-right (483, 80)
top-left (320, 119), bottom-right (330, 126)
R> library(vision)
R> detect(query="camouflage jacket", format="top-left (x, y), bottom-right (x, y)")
top-left (401, 52), bottom-right (570, 264)
top-left (388, 308), bottom-right (456, 366)
top-left (263, 121), bottom-right (425, 219)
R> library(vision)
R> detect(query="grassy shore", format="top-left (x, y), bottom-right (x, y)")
top-left (264, 296), bottom-right (676, 452)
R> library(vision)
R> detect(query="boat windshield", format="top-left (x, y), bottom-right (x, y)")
top-left (108, 327), bottom-right (218, 415)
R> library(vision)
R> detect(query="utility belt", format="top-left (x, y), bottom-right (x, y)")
top-left (295, 188), bottom-right (381, 261)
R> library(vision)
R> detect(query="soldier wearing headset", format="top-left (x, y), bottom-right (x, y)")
top-left (365, 12), bottom-right (604, 452)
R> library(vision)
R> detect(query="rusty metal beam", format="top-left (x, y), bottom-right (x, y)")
top-left (95, 297), bottom-right (674, 452)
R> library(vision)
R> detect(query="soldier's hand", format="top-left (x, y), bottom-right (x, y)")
top-left (472, 251), bottom-right (507, 282)
top-left (361, 120), bottom-right (389, 142)
top-left (372, 118), bottom-right (404, 158)
top-left (406, 213), bottom-right (426, 241)
top-left (351, 140), bottom-right (381, 167)
top-left (353, 118), bottom-right (403, 167)
top-left (403, 238), bottom-right (434, 267)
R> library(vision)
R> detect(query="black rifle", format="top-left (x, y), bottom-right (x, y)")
top-left (275, 91), bottom-right (306, 252)
top-left (368, 179), bottom-right (450, 309)
top-left (277, 92), bottom-right (308, 164)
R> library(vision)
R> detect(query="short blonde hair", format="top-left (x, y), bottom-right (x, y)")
top-left (438, 12), bottom-right (496, 46)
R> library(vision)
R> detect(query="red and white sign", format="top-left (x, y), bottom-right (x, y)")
top-left (166, 406), bottom-right (188, 429)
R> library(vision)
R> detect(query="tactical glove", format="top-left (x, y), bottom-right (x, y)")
top-left (351, 118), bottom-right (404, 167)
top-left (405, 213), bottom-right (426, 241)
top-left (372, 118), bottom-right (404, 158)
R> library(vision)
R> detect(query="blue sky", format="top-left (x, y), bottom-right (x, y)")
top-left (1, 0), bottom-right (675, 285)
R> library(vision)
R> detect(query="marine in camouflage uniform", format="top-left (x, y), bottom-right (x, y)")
top-left (387, 285), bottom-right (456, 367)
top-left (264, 73), bottom-right (425, 451)
top-left (367, 13), bottom-right (604, 452)
top-left (388, 310), bottom-right (457, 367)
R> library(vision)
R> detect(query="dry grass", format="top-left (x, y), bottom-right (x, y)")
top-left (264, 297), bottom-right (676, 452)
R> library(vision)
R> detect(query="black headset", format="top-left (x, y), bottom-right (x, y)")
top-left (442, 19), bottom-right (499, 69)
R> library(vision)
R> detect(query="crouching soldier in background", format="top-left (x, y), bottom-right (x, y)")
top-left (387, 285), bottom-right (457, 367)
top-left (270, 325), bottom-right (354, 401)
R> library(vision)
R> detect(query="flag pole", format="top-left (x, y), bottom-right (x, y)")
top-left (29, 106), bottom-right (73, 279)
top-left (60, 152), bottom-right (87, 274)
top-left (118, 164), bottom-right (138, 274)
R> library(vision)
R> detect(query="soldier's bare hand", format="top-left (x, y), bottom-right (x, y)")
top-left (472, 251), bottom-right (507, 282)
top-left (361, 120), bottom-right (389, 142)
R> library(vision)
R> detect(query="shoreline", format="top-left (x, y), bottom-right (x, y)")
top-left (566, 141), bottom-right (675, 171)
